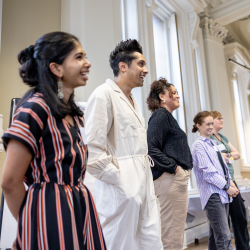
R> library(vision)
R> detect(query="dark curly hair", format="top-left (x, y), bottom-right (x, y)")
top-left (192, 111), bottom-right (212, 133)
top-left (109, 39), bottom-right (143, 77)
top-left (147, 78), bottom-right (174, 112)
top-left (16, 31), bottom-right (83, 119)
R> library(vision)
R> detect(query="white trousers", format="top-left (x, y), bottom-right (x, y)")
top-left (95, 156), bottom-right (163, 250)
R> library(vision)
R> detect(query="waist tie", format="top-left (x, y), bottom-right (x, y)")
top-left (142, 154), bottom-right (155, 217)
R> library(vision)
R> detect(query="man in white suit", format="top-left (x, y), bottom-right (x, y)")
top-left (84, 39), bottom-right (163, 250)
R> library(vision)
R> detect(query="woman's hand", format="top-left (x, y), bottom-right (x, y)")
top-left (222, 153), bottom-right (229, 163)
top-left (227, 186), bottom-right (238, 197)
top-left (11, 239), bottom-right (17, 250)
top-left (174, 166), bottom-right (180, 175)
top-left (230, 180), bottom-right (239, 195)
top-left (230, 179), bottom-right (236, 188)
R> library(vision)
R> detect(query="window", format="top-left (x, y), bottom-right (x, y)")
top-left (152, 14), bottom-right (170, 81)
top-left (152, 12), bottom-right (186, 132)
top-left (233, 79), bottom-right (247, 163)
top-left (120, 0), bottom-right (143, 112)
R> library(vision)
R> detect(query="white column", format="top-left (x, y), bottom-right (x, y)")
top-left (61, 0), bottom-right (122, 101)
top-left (61, 0), bottom-right (86, 101)
top-left (200, 16), bottom-right (242, 181)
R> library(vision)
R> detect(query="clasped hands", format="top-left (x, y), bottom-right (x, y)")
top-left (226, 180), bottom-right (239, 197)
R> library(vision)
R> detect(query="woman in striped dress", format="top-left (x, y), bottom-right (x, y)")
top-left (1, 32), bottom-right (106, 250)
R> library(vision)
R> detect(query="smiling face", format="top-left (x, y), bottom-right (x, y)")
top-left (160, 85), bottom-right (180, 112)
top-left (213, 116), bottom-right (224, 132)
top-left (60, 42), bottom-right (91, 89)
top-left (126, 52), bottom-right (148, 88)
top-left (197, 116), bottom-right (214, 138)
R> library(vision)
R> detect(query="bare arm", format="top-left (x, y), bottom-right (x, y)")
top-left (221, 153), bottom-right (229, 163)
top-left (1, 140), bottom-right (32, 221)
top-left (228, 142), bottom-right (240, 160)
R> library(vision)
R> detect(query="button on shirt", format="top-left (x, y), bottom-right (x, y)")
top-left (191, 136), bottom-right (232, 210)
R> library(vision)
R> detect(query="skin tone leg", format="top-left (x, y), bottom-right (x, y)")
top-left (196, 116), bottom-right (239, 197)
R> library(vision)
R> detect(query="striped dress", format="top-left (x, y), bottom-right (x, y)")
top-left (2, 92), bottom-right (106, 250)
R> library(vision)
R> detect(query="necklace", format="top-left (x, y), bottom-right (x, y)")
top-left (212, 133), bottom-right (233, 160)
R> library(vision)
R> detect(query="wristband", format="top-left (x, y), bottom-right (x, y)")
top-left (223, 184), bottom-right (229, 191)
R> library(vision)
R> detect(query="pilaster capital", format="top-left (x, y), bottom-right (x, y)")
top-left (223, 32), bottom-right (235, 45)
top-left (200, 16), bottom-right (228, 43)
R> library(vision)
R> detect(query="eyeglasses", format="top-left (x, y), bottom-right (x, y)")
top-left (217, 117), bottom-right (224, 121)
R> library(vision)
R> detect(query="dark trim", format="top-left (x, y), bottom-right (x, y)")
top-left (0, 194), bottom-right (5, 238)
top-left (228, 59), bottom-right (250, 72)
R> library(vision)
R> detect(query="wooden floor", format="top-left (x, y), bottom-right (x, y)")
top-left (186, 226), bottom-right (250, 250)
top-left (186, 235), bottom-right (236, 250)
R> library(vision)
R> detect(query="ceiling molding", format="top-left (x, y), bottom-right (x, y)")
top-left (205, 0), bottom-right (250, 25)
top-left (187, 0), bottom-right (208, 12)
top-left (205, 0), bottom-right (230, 8)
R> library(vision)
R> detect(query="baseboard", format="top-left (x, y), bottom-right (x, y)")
top-left (183, 222), bottom-right (210, 247)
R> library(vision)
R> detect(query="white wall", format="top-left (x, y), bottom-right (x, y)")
top-left (61, 0), bottom-right (122, 102)
top-left (0, 0), bottom-right (61, 200)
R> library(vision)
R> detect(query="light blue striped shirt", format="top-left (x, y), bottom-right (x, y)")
top-left (191, 136), bottom-right (232, 210)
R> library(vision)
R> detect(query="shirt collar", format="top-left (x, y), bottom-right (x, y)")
top-left (198, 136), bottom-right (217, 145)
top-left (106, 79), bottom-right (133, 97)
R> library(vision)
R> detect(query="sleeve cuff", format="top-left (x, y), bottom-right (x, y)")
top-left (98, 163), bottom-right (120, 185)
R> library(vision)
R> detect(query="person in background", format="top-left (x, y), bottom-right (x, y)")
top-left (84, 39), bottom-right (163, 250)
top-left (191, 111), bottom-right (239, 250)
top-left (210, 110), bottom-right (250, 250)
top-left (147, 77), bottom-right (193, 250)
top-left (1, 32), bottom-right (106, 250)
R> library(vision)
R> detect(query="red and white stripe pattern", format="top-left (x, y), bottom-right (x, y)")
top-left (4, 93), bottom-right (106, 250)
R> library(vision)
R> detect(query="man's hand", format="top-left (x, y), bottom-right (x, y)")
top-left (222, 153), bottom-right (229, 163)
top-left (174, 166), bottom-right (180, 175)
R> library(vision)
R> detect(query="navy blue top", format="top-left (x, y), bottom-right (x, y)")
top-left (147, 108), bottom-right (193, 180)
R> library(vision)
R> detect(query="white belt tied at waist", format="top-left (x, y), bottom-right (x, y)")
top-left (142, 154), bottom-right (155, 217)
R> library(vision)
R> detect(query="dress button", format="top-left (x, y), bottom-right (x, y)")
top-left (79, 141), bottom-right (84, 146)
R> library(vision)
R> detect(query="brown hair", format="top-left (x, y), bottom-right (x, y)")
top-left (192, 111), bottom-right (212, 133)
top-left (210, 110), bottom-right (222, 119)
top-left (147, 77), bottom-right (174, 112)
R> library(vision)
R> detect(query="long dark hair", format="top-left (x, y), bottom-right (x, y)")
top-left (17, 31), bottom-right (83, 118)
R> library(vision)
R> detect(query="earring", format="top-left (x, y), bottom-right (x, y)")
top-left (162, 100), bottom-right (166, 103)
top-left (57, 78), bottom-right (64, 99)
